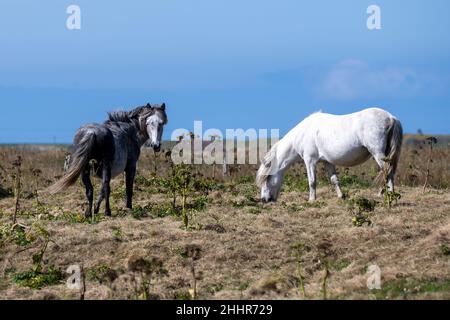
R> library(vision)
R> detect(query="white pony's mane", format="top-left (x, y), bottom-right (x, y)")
top-left (256, 110), bottom-right (323, 187)
top-left (256, 141), bottom-right (280, 187)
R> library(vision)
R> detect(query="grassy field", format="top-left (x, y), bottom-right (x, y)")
top-left (0, 139), bottom-right (449, 300)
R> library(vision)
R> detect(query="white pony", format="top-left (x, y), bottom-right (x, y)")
top-left (256, 108), bottom-right (403, 202)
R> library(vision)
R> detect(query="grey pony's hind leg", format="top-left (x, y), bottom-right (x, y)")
top-left (325, 162), bottom-right (344, 199)
top-left (81, 166), bottom-right (94, 218)
top-left (94, 188), bottom-right (105, 215)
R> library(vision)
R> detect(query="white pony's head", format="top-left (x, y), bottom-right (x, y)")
top-left (256, 144), bottom-right (283, 203)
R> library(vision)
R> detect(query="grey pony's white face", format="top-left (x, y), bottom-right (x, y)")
top-left (146, 104), bottom-right (166, 152)
top-left (260, 172), bottom-right (283, 203)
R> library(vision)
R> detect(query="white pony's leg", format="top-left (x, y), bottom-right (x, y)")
top-left (386, 176), bottom-right (394, 192)
top-left (304, 157), bottom-right (318, 201)
top-left (372, 153), bottom-right (386, 171)
top-left (372, 153), bottom-right (394, 193)
top-left (325, 163), bottom-right (343, 199)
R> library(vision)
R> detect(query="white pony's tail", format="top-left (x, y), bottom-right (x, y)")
top-left (385, 117), bottom-right (403, 178)
top-left (256, 143), bottom-right (279, 187)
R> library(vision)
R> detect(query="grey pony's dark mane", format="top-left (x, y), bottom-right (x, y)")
top-left (106, 105), bottom-right (168, 125)
top-left (106, 106), bottom-right (146, 124)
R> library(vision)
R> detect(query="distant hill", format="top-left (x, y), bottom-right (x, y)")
top-left (1, 135), bottom-right (449, 150)
top-left (404, 134), bottom-right (450, 148)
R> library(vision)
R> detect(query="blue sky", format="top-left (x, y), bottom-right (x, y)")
top-left (1, 0), bottom-right (450, 143)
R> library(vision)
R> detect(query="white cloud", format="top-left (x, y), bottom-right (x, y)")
top-left (318, 59), bottom-right (441, 100)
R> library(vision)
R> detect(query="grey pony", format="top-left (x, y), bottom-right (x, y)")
top-left (48, 103), bottom-right (168, 217)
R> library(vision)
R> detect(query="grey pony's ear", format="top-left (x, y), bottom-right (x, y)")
top-left (139, 104), bottom-right (153, 129)
top-left (159, 103), bottom-right (166, 111)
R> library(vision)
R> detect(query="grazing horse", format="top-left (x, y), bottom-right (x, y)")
top-left (48, 103), bottom-right (168, 217)
top-left (257, 108), bottom-right (403, 202)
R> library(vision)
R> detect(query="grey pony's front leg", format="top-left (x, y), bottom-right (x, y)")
top-left (125, 163), bottom-right (137, 210)
top-left (102, 164), bottom-right (112, 217)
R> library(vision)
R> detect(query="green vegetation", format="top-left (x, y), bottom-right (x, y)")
top-left (181, 244), bottom-right (203, 300)
top-left (156, 164), bottom-right (216, 228)
top-left (330, 259), bottom-right (351, 272)
top-left (291, 242), bottom-right (312, 299)
top-left (440, 244), bottom-right (450, 256)
top-left (383, 189), bottom-right (402, 208)
top-left (316, 239), bottom-right (334, 300)
top-left (348, 196), bottom-right (377, 227)
top-left (375, 278), bottom-right (450, 300)
top-left (127, 256), bottom-right (168, 300)
top-left (235, 175), bottom-right (254, 184)
top-left (10, 224), bottom-right (63, 289)
top-left (174, 290), bottom-right (193, 300)
top-left (87, 264), bottom-right (118, 284)
top-left (283, 201), bottom-right (327, 215)
top-left (112, 227), bottom-right (123, 241)
top-left (12, 267), bottom-right (63, 289)
top-left (14, 225), bottom-right (35, 246)
top-left (339, 170), bottom-right (371, 189)
top-left (284, 174), bottom-right (310, 192)
top-left (59, 211), bottom-right (104, 224)
top-left (381, 157), bottom-right (402, 208)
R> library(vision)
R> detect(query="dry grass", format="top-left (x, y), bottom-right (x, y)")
top-left (0, 143), bottom-right (449, 300)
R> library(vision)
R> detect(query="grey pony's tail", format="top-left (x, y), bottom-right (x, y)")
top-left (47, 132), bottom-right (95, 195)
top-left (385, 117), bottom-right (403, 178)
